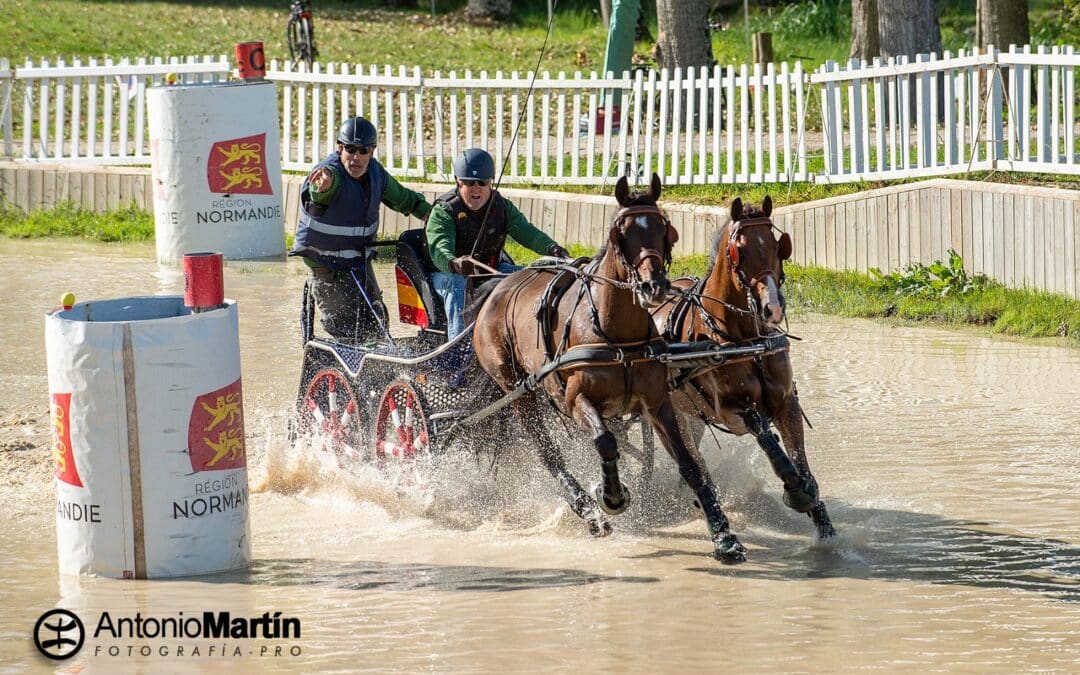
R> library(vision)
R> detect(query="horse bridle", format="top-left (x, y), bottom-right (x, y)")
top-left (725, 216), bottom-right (791, 292)
top-left (608, 205), bottom-right (679, 283)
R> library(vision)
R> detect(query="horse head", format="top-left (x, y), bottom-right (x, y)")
top-left (609, 174), bottom-right (679, 308)
top-left (724, 195), bottom-right (791, 329)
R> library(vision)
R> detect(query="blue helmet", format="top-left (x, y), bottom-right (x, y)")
top-left (337, 117), bottom-right (377, 146)
top-left (453, 148), bottom-right (495, 181)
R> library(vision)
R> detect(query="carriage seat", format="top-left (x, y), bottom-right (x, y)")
top-left (395, 228), bottom-right (447, 333)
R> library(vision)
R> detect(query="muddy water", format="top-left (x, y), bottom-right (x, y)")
top-left (1, 239), bottom-right (1078, 673)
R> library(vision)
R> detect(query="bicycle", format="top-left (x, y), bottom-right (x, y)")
top-left (287, 0), bottom-right (318, 71)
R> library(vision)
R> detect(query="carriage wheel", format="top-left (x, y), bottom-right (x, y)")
top-left (298, 367), bottom-right (365, 466)
top-left (373, 380), bottom-right (433, 491)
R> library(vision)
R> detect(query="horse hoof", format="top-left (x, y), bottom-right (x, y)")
top-left (714, 533), bottom-right (747, 564)
top-left (586, 516), bottom-right (613, 538)
top-left (592, 482), bottom-right (631, 515)
top-left (783, 480), bottom-right (819, 513)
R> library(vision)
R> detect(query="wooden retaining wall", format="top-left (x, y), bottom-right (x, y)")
top-left (770, 181), bottom-right (1079, 299)
top-left (2, 163), bottom-right (1076, 299)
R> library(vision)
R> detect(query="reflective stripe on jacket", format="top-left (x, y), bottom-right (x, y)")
top-left (293, 153), bottom-right (387, 270)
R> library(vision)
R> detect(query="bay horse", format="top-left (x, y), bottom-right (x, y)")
top-left (653, 196), bottom-right (836, 540)
top-left (470, 174), bottom-right (748, 563)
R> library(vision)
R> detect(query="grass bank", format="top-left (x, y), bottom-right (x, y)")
top-left (7, 1), bottom-right (1073, 80)
top-left (5, 201), bottom-right (1075, 345)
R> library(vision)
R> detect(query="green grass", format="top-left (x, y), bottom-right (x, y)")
top-left (0, 200), bottom-right (153, 242)
top-left (5, 1), bottom-right (1074, 75)
top-left (785, 263), bottom-right (1080, 343)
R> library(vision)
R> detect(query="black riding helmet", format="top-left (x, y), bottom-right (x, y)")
top-left (453, 148), bottom-right (495, 181)
top-left (336, 117), bottom-right (377, 147)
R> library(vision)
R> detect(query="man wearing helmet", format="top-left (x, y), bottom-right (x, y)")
top-left (426, 148), bottom-right (570, 338)
top-left (291, 116), bottom-right (432, 341)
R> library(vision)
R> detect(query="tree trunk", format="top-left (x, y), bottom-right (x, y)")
top-left (976, 0), bottom-right (1029, 51)
top-left (752, 32), bottom-right (773, 64)
top-left (877, 0), bottom-right (941, 60)
top-left (850, 0), bottom-right (880, 61)
top-left (466, 0), bottom-right (512, 23)
top-left (878, 0), bottom-right (943, 117)
top-left (654, 0), bottom-right (714, 71)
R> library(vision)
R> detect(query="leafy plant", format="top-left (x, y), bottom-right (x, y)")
top-left (870, 250), bottom-right (993, 298)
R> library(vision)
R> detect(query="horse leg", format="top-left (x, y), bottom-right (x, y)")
top-left (649, 399), bottom-right (747, 564)
top-left (609, 417), bottom-right (655, 493)
top-left (570, 397), bottom-right (630, 515)
top-left (774, 396), bottom-right (837, 540)
top-left (514, 397), bottom-right (612, 537)
top-left (742, 408), bottom-right (820, 515)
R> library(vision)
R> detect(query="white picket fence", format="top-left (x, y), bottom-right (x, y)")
top-left (1, 46), bottom-right (1077, 186)
top-left (812, 44), bottom-right (1079, 183)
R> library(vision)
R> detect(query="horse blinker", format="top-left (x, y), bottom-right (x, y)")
top-left (778, 232), bottom-right (792, 261)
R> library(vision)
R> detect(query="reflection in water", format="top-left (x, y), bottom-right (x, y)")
top-left (241, 559), bottom-right (658, 593)
top-left (670, 506), bottom-right (1080, 603)
top-left (1, 239), bottom-right (1078, 672)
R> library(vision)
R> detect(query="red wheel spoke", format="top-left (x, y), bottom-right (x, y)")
top-left (298, 368), bottom-right (362, 466)
top-left (374, 381), bottom-right (431, 489)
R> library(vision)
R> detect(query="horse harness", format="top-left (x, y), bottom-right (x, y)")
top-left (527, 204), bottom-right (673, 418)
top-left (658, 215), bottom-right (795, 431)
top-left (725, 216), bottom-right (789, 293)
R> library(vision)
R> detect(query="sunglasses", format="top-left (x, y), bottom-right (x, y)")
top-left (460, 179), bottom-right (491, 187)
top-left (341, 144), bottom-right (375, 155)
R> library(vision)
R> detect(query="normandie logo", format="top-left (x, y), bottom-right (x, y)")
top-left (206, 134), bottom-right (272, 196)
top-left (187, 379), bottom-right (247, 472)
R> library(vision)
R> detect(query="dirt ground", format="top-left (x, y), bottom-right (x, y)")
top-left (1, 404), bottom-right (53, 511)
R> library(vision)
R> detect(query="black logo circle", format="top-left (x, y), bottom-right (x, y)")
top-left (33, 609), bottom-right (85, 660)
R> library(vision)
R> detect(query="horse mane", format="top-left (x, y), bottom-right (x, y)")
top-left (463, 277), bottom-right (502, 322)
top-left (703, 202), bottom-right (768, 280)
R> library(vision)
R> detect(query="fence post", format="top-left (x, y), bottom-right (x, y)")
top-left (1036, 44), bottom-right (1050, 164)
top-left (1067, 46), bottom-right (1076, 167)
top-left (916, 52), bottom-right (931, 169)
top-left (820, 60), bottom-right (837, 177)
top-left (1, 58), bottom-right (12, 159)
top-left (987, 46), bottom-right (1003, 165)
top-left (849, 57), bottom-right (864, 175)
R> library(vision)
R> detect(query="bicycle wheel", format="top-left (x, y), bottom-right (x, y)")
top-left (298, 17), bottom-right (315, 69)
top-left (287, 19), bottom-right (301, 66)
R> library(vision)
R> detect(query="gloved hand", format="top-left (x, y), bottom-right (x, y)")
top-left (448, 256), bottom-right (475, 276)
top-left (548, 243), bottom-right (570, 259)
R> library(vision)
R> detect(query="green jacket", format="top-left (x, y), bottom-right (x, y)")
top-left (425, 192), bottom-right (555, 273)
top-left (308, 164), bottom-right (431, 218)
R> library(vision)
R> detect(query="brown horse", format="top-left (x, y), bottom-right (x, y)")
top-left (470, 174), bottom-right (748, 562)
top-left (653, 196), bottom-right (836, 540)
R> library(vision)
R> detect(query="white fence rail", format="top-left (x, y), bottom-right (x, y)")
top-left (1, 46), bottom-right (1078, 186)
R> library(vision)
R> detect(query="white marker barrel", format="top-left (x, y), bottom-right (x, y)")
top-left (45, 297), bottom-right (251, 578)
top-left (148, 80), bottom-right (285, 263)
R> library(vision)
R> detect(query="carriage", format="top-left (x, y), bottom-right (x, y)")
top-left (290, 179), bottom-right (833, 561)
top-left (291, 227), bottom-right (785, 485)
